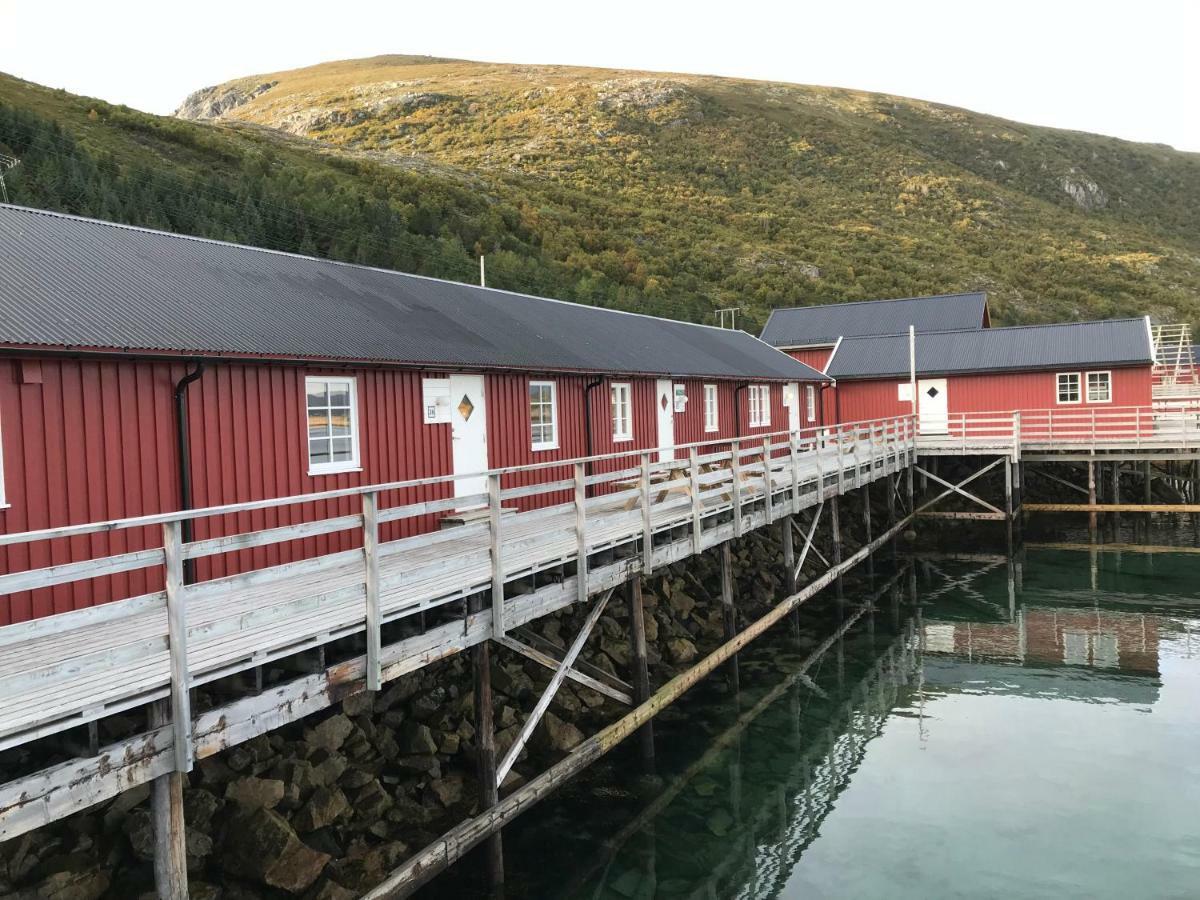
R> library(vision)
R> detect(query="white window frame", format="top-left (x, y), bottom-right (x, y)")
top-left (1085, 370), bottom-right (1112, 404)
top-left (611, 382), bottom-right (633, 442)
top-left (529, 380), bottom-right (559, 451)
top-left (1056, 372), bottom-right (1081, 405)
top-left (0, 404), bottom-right (7, 509)
top-left (749, 384), bottom-right (771, 428)
top-left (305, 375), bottom-right (362, 476)
top-left (703, 384), bottom-right (719, 432)
top-left (805, 384), bottom-right (817, 422)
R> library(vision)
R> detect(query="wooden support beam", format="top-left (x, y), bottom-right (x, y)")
top-left (162, 521), bottom-right (193, 774)
top-left (1088, 461), bottom-right (1098, 539)
top-left (493, 635), bottom-right (631, 706)
top-left (148, 701), bottom-right (188, 900)
top-left (496, 589), bottom-right (613, 785)
top-left (626, 578), bottom-right (654, 768)
top-left (720, 542), bottom-right (739, 690)
top-left (470, 594), bottom-right (503, 888)
top-left (1025, 466), bottom-right (1089, 497)
top-left (361, 514), bottom-right (915, 899)
top-left (781, 516), bottom-right (796, 594)
top-left (794, 502), bottom-right (824, 581)
top-left (916, 511), bottom-right (1006, 521)
top-left (914, 461), bottom-right (1004, 516)
top-left (509, 627), bottom-right (632, 697)
top-left (1024, 503), bottom-right (1200, 513)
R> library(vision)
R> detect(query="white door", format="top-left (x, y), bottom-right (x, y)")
top-left (450, 374), bottom-right (489, 502)
top-left (918, 378), bottom-right (949, 434)
top-left (785, 381), bottom-right (801, 434)
top-left (656, 378), bottom-right (675, 461)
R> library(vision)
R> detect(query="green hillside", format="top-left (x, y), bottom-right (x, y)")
top-left (3, 55), bottom-right (1198, 333)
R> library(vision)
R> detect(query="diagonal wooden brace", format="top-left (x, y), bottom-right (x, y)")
top-left (496, 588), bottom-right (614, 785)
top-left (792, 509), bottom-right (830, 570)
top-left (494, 635), bottom-right (632, 706)
top-left (793, 501), bottom-right (824, 582)
top-left (914, 459), bottom-right (1004, 516)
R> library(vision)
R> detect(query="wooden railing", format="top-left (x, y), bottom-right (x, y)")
top-left (0, 415), bottom-right (917, 770)
top-left (917, 405), bottom-right (1200, 452)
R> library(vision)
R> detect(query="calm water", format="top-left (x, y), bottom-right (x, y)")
top-left (442, 547), bottom-right (1200, 900)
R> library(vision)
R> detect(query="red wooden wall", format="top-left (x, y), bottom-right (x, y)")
top-left (784, 347), bottom-right (833, 373)
top-left (830, 366), bottom-right (1153, 424)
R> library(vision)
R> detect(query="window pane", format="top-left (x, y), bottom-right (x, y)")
top-left (332, 437), bottom-right (353, 461)
top-left (307, 383), bottom-right (328, 408)
top-left (309, 439), bottom-right (331, 465)
top-left (328, 384), bottom-right (351, 407)
top-left (330, 412), bottom-right (352, 436)
top-left (308, 415), bottom-right (330, 438)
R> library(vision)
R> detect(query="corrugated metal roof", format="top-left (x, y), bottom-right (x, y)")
top-left (826, 319), bottom-right (1153, 379)
top-left (760, 292), bottom-right (989, 348)
top-left (0, 204), bottom-right (827, 382)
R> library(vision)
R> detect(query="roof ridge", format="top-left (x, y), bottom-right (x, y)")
top-left (835, 318), bottom-right (1147, 341)
top-left (769, 291), bottom-right (986, 315)
top-left (0, 203), bottom-right (743, 339)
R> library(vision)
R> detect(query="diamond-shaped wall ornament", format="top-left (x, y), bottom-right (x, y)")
top-left (661, 393), bottom-right (669, 411)
top-left (458, 394), bottom-right (475, 421)
top-left (926, 386), bottom-right (940, 398)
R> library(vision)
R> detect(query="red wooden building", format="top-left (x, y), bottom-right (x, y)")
top-left (822, 319), bottom-right (1155, 434)
top-left (0, 205), bottom-right (827, 624)
top-left (760, 292), bottom-right (991, 372)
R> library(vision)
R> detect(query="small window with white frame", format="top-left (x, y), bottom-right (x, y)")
top-left (611, 382), bottom-right (633, 442)
top-left (1056, 372), bottom-right (1081, 404)
top-left (306, 376), bottom-right (361, 474)
top-left (1086, 371), bottom-right (1112, 403)
top-left (805, 385), bottom-right (817, 422)
top-left (529, 380), bottom-right (559, 450)
top-left (749, 384), bottom-right (771, 428)
top-left (704, 384), bottom-right (718, 432)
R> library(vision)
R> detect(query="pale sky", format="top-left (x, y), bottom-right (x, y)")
top-left (2, 0), bottom-right (1197, 151)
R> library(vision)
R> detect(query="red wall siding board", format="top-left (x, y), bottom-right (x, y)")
top-left (785, 347), bottom-right (833, 372)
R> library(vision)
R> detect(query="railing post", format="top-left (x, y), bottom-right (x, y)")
top-left (789, 432), bottom-right (801, 513)
top-left (640, 451), bottom-right (654, 575)
top-left (363, 490), bottom-right (382, 690)
top-left (574, 462), bottom-right (588, 605)
top-left (836, 427), bottom-right (846, 494)
top-left (1136, 407), bottom-right (1141, 448)
top-left (732, 439), bottom-right (743, 537)
top-left (1091, 408), bottom-right (1097, 453)
top-left (162, 520), bottom-right (193, 774)
top-left (689, 446), bottom-right (703, 553)
top-left (814, 429), bottom-right (825, 499)
top-left (1012, 411), bottom-right (1021, 459)
top-left (762, 435), bottom-right (773, 521)
top-left (489, 473), bottom-right (507, 636)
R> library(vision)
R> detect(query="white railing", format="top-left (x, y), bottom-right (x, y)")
top-left (0, 415), bottom-right (917, 769)
top-left (917, 405), bottom-right (1200, 451)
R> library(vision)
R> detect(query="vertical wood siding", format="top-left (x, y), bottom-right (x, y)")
top-left (784, 347), bottom-right (833, 372)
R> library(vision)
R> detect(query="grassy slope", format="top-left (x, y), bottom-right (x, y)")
top-left (4, 56), bottom-right (1198, 334)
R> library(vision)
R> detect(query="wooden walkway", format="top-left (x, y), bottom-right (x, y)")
top-left (0, 418), bottom-right (916, 768)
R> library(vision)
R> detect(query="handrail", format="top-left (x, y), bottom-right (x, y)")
top-left (0, 415), bottom-right (914, 547)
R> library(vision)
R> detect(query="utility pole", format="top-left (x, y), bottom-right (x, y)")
top-left (0, 155), bottom-right (20, 204)
top-left (480, 255), bottom-right (486, 288)
top-left (716, 307), bottom-right (741, 330)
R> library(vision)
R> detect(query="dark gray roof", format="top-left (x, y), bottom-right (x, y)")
top-left (0, 205), bottom-right (826, 382)
top-left (760, 292), bottom-right (989, 348)
top-left (826, 318), bottom-right (1153, 379)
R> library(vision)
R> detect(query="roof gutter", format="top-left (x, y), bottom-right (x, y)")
top-left (583, 376), bottom-right (604, 493)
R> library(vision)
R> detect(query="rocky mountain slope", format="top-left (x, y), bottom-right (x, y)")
top-left (1, 55), bottom-right (1196, 333)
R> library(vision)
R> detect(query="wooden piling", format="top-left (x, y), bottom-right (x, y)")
top-left (1087, 461), bottom-right (1097, 541)
top-left (780, 517), bottom-right (800, 635)
top-left (830, 495), bottom-right (843, 598)
top-left (148, 701), bottom-right (188, 900)
top-left (1004, 460), bottom-right (1014, 555)
top-left (720, 541), bottom-right (740, 691)
top-left (1111, 461), bottom-right (1121, 535)
top-left (470, 596), bottom-right (503, 888)
top-left (626, 578), bottom-right (654, 769)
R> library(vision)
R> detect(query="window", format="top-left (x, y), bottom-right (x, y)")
top-left (1086, 371), bottom-right (1112, 403)
top-left (749, 384), bottom-right (771, 427)
top-left (805, 385), bottom-right (817, 422)
top-left (306, 376), bottom-right (361, 474)
top-left (611, 382), bottom-right (633, 441)
top-left (1056, 372), bottom-right (1081, 404)
top-left (704, 384), bottom-right (718, 432)
top-left (529, 381), bottom-right (559, 450)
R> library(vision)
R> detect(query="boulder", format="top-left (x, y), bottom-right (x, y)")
top-left (309, 750), bottom-right (349, 788)
top-left (393, 755), bottom-right (441, 779)
top-left (396, 721), bottom-right (438, 755)
top-left (222, 808), bottom-right (330, 894)
top-left (425, 774), bottom-right (465, 808)
top-left (351, 779), bottom-right (394, 819)
top-left (295, 786), bottom-right (351, 832)
top-left (307, 878), bottom-right (358, 900)
top-left (225, 776), bottom-right (285, 811)
top-left (535, 712), bottom-right (584, 754)
top-left (182, 788), bottom-right (224, 831)
top-left (306, 714), bottom-right (354, 752)
top-left (666, 638), bottom-right (698, 665)
top-left (341, 691), bottom-right (375, 718)
top-left (23, 854), bottom-right (109, 900)
top-left (326, 842), bottom-right (408, 892)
